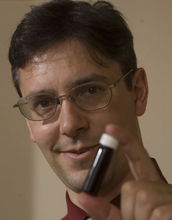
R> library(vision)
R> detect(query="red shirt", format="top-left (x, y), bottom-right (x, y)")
top-left (61, 192), bottom-right (120, 220)
top-left (61, 159), bottom-right (167, 220)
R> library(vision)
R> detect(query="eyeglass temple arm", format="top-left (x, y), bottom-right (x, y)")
top-left (13, 103), bottom-right (19, 108)
top-left (13, 102), bottom-right (28, 108)
top-left (112, 69), bottom-right (134, 87)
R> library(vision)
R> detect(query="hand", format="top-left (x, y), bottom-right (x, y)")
top-left (78, 124), bottom-right (172, 220)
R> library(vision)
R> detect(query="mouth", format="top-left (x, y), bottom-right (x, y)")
top-left (61, 144), bottom-right (100, 161)
top-left (69, 149), bottom-right (91, 155)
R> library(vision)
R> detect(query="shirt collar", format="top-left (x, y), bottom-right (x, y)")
top-left (61, 192), bottom-right (89, 220)
top-left (61, 192), bottom-right (121, 220)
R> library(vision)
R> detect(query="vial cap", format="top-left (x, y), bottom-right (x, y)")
top-left (99, 133), bottom-right (119, 150)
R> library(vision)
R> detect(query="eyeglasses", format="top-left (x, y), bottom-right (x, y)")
top-left (13, 69), bottom-right (133, 121)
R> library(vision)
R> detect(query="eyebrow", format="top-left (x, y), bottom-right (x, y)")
top-left (25, 73), bottom-right (109, 97)
top-left (72, 73), bottom-right (109, 86)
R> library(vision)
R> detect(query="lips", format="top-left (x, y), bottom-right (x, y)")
top-left (69, 149), bottom-right (88, 155)
top-left (61, 144), bottom-right (100, 161)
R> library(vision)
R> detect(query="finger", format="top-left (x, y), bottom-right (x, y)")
top-left (105, 124), bottom-right (161, 182)
top-left (150, 204), bottom-right (172, 220)
top-left (78, 192), bottom-right (122, 220)
top-left (121, 181), bottom-right (138, 220)
top-left (121, 181), bottom-right (172, 220)
top-left (134, 182), bottom-right (172, 220)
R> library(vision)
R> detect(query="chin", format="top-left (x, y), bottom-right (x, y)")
top-left (66, 178), bottom-right (86, 193)
top-left (60, 169), bottom-right (90, 193)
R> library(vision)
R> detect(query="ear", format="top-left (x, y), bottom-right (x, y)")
top-left (26, 119), bottom-right (36, 143)
top-left (132, 68), bottom-right (148, 116)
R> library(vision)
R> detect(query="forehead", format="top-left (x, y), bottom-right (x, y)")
top-left (21, 41), bottom-right (86, 78)
top-left (19, 39), bottom-right (122, 96)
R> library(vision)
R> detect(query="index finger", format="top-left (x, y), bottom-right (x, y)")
top-left (105, 124), bottom-right (162, 182)
top-left (78, 192), bottom-right (122, 220)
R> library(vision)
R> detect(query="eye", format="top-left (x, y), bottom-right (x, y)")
top-left (34, 99), bottom-right (51, 109)
top-left (86, 87), bottom-right (99, 94)
top-left (80, 84), bottom-right (104, 97)
top-left (38, 100), bottom-right (50, 108)
top-left (71, 81), bottom-right (107, 102)
top-left (28, 95), bottom-right (56, 110)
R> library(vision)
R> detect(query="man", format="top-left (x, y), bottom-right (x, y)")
top-left (9, 0), bottom-right (172, 219)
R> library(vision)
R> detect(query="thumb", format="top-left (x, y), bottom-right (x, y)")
top-left (78, 192), bottom-right (122, 220)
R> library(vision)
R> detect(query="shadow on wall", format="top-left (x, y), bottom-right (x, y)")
top-left (0, 112), bottom-right (34, 220)
top-left (0, 2), bottom-right (36, 220)
top-left (1, 2), bottom-right (67, 220)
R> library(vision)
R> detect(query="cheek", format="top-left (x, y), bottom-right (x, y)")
top-left (96, 95), bottom-right (135, 134)
top-left (98, 100), bottom-right (125, 126)
top-left (87, 105), bottom-right (123, 135)
top-left (29, 122), bottom-right (60, 151)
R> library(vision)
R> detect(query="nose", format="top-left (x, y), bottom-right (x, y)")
top-left (58, 98), bottom-right (89, 137)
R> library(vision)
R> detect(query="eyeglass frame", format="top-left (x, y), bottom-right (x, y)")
top-left (13, 69), bottom-right (134, 121)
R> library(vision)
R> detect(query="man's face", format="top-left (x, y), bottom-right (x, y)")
top-left (20, 40), bottom-right (142, 195)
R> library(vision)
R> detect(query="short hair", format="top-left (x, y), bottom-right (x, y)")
top-left (8, 0), bottom-right (137, 97)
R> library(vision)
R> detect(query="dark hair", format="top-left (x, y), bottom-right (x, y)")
top-left (9, 0), bottom-right (137, 97)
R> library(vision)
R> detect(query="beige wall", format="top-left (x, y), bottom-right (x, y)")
top-left (1, 0), bottom-right (172, 219)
